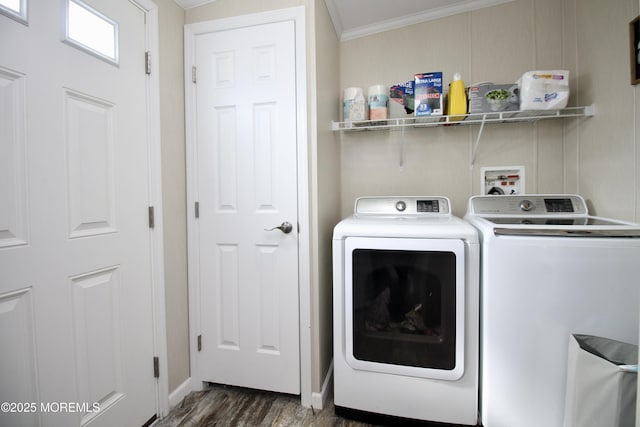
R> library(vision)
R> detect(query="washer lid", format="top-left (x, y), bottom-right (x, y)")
top-left (466, 194), bottom-right (640, 237)
top-left (486, 217), bottom-right (622, 226)
top-left (492, 227), bottom-right (640, 238)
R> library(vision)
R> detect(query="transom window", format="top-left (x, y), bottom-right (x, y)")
top-left (64, 0), bottom-right (119, 65)
top-left (0, 0), bottom-right (27, 24)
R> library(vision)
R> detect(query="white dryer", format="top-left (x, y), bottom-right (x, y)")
top-left (333, 196), bottom-right (480, 425)
top-left (465, 194), bottom-right (640, 427)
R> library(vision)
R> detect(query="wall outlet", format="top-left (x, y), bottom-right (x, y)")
top-left (481, 166), bottom-right (525, 195)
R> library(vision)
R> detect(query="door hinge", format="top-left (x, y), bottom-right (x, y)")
top-left (192, 66), bottom-right (197, 84)
top-left (153, 356), bottom-right (159, 378)
top-left (197, 334), bottom-right (202, 352)
top-left (195, 201), bottom-right (200, 219)
top-left (148, 206), bottom-right (155, 229)
top-left (145, 51), bottom-right (151, 75)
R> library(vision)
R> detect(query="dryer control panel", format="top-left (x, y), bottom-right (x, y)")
top-left (355, 196), bottom-right (451, 216)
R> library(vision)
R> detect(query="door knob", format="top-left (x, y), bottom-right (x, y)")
top-left (265, 221), bottom-right (293, 234)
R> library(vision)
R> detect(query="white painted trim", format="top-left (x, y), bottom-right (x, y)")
top-left (184, 5), bottom-right (311, 407)
top-left (168, 377), bottom-right (192, 409)
top-left (292, 6), bottom-right (312, 408)
top-left (133, 0), bottom-right (170, 419)
top-left (183, 22), bottom-right (202, 395)
top-left (173, 0), bottom-right (216, 10)
top-left (311, 360), bottom-right (333, 410)
top-left (327, 0), bottom-right (516, 41)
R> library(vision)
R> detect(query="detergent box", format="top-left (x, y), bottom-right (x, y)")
top-left (414, 72), bottom-right (443, 116)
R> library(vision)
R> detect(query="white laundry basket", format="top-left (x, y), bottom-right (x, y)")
top-left (563, 334), bottom-right (637, 427)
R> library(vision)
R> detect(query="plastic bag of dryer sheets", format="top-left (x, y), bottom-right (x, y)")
top-left (389, 81), bottom-right (415, 117)
top-left (518, 70), bottom-right (569, 110)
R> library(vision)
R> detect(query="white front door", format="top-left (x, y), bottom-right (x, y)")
top-left (0, 1), bottom-right (157, 426)
top-left (192, 19), bottom-right (300, 394)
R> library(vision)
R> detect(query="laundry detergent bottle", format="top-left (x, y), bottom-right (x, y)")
top-left (447, 72), bottom-right (467, 121)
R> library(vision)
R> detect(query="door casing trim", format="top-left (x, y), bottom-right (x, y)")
top-left (131, 0), bottom-right (169, 418)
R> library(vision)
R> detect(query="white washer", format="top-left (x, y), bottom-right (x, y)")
top-left (333, 197), bottom-right (480, 425)
top-left (465, 194), bottom-right (640, 427)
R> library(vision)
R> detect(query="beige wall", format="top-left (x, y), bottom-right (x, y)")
top-left (309, 0), bottom-right (340, 394)
top-left (157, 0), bottom-right (640, 399)
top-left (568, 0), bottom-right (640, 220)
top-left (156, 0), bottom-right (189, 393)
top-left (339, 0), bottom-right (640, 222)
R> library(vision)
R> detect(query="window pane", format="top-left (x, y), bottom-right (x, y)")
top-left (66, 0), bottom-right (118, 64)
top-left (0, 0), bottom-right (26, 24)
top-left (0, 0), bottom-right (20, 13)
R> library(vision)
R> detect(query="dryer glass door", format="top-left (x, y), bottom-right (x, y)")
top-left (344, 237), bottom-right (465, 380)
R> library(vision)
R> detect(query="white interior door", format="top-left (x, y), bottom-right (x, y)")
top-left (193, 19), bottom-right (300, 394)
top-left (0, 1), bottom-right (157, 426)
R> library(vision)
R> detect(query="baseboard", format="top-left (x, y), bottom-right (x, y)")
top-left (169, 367), bottom-right (333, 412)
top-left (168, 377), bottom-right (192, 409)
top-left (310, 359), bottom-right (333, 410)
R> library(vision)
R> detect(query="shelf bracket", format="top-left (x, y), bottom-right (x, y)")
top-left (470, 115), bottom-right (487, 167)
top-left (584, 104), bottom-right (596, 116)
top-left (399, 125), bottom-right (405, 171)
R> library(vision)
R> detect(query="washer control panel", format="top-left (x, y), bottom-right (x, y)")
top-left (355, 196), bottom-right (451, 216)
top-left (468, 194), bottom-right (588, 216)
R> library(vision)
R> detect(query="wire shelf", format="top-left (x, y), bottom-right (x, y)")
top-left (332, 105), bottom-right (595, 132)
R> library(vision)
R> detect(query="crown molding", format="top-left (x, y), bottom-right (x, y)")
top-left (327, 0), bottom-right (514, 42)
top-left (173, 0), bottom-right (216, 10)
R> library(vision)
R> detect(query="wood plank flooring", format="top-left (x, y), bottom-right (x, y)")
top-left (154, 384), bottom-right (378, 427)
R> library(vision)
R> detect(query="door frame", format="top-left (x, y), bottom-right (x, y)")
top-left (184, 6), bottom-right (311, 406)
top-left (128, 0), bottom-right (170, 418)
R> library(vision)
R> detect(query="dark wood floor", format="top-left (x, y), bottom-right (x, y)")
top-left (154, 384), bottom-right (378, 427)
